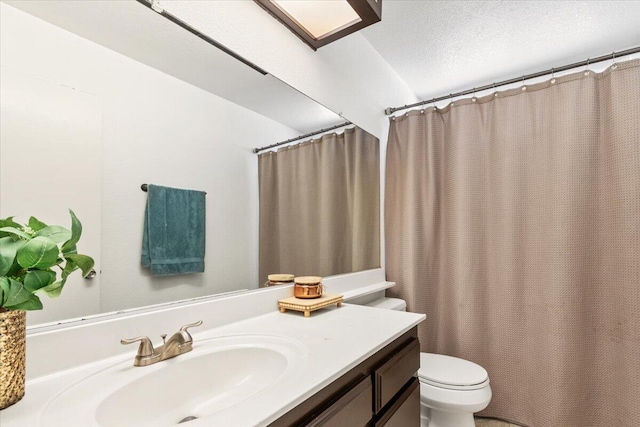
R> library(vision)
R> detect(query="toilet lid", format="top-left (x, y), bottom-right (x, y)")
top-left (418, 353), bottom-right (489, 390)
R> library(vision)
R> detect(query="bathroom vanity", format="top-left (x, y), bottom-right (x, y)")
top-left (271, 328), bottom-right (420, 426)
top-left (0, 275), bottom-right (425, 427)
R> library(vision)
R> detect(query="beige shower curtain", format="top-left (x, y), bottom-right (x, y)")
top-left (259, 127), bottom-right (380, 282)
top-left (386, 59), bottom-right (639, 426)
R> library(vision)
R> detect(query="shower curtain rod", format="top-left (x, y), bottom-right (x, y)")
top-left (384, 45), bottom-right (640, 115)
top-left (253, 121), bottom-right (353, 154)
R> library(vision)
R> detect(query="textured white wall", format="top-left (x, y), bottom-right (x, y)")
top-left (1, 3), bottom-right (299, 317)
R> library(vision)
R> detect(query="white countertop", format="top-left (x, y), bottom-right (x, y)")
top-left (1, 303), bottom-right (424, 427)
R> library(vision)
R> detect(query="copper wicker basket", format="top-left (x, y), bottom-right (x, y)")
top-left (0, 310), bottom-right (26, 410)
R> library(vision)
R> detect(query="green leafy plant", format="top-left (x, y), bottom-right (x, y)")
top-left (0, 210), bottom-right (94, 312)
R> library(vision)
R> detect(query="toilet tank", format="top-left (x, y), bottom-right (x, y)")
top-left (364, 297), bottom-right (407, 311)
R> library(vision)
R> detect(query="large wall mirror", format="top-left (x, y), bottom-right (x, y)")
top-left (0, 0), bottom-right (380, 327)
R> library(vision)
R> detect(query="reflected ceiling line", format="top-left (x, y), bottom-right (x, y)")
top-left (254, 121), bottom-right (353, 154)
top-left (385, 45), bottom-right (640, 116)
top-left (138, 0), bottom-right (351, 136)
top-left (135, 0), bottom-right (268, 76)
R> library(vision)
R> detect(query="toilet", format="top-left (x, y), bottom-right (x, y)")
top-left (363, 297), bottom-right (492, 427)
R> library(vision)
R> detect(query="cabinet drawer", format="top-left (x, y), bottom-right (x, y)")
top-left (304, 375), bottom-right (372, 427)
top-left (374, 337), bottom-right (420, 412)
top-left (374, 377), bottom-right (420, 427)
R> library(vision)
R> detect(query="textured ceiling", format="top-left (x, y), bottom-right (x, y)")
top-left (362, 0), bottom-right (640, 101)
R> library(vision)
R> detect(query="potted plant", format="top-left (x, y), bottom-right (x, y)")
top-left (0, 210), bottom-right (94, 409)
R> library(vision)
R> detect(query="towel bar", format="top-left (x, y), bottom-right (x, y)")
top-left (141, 184), bottom-right (206, 195)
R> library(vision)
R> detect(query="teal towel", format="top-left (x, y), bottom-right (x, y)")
top-left (141, 184), bottom-right (206, 276)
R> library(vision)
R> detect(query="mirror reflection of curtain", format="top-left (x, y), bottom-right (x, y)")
top-left (386, 59), bottom-right (640, 426)
top-left (258, 127), bottom-right (380, 282)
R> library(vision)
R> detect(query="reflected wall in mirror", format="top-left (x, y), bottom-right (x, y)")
top-left (0, 1), bottom-right (380, 327)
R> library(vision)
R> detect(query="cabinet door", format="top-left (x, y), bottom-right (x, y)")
top-left (374, 337), bottom-right (420, 412)
top-left (374, 377), bottom-right (420, 427)
top-left (304, 376), bottom-right (372, 427)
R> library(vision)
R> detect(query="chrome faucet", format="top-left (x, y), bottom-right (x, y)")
top-left (121, 320), bottom-right (203, 367)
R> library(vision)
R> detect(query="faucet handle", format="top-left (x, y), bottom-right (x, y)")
top-left (180, 320), bottom-right (203, 333)
top-left (121, 336), bottom-right (155, 357)
top-left (179, 320), bottom-right (203, 341)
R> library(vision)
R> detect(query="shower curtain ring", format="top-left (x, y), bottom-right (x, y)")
top-left (551, 68), bottom-right (556, 84)
top-left (612, 52), bottom-right (618, 69)
top-left (521, 75), bottom-right (527, 91)
top-left (472, 88), bottom-right (477, 102)
top-left (493, 83), bottom-right (498, 97)
top-left (585, 58), bottom-right (591, 75)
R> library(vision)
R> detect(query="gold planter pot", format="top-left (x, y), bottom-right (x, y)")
top-left (0, 309), bottom-right (26, 410)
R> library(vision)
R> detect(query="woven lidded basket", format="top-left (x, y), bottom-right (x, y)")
top-left (0, 309), bottom-right (26, 410)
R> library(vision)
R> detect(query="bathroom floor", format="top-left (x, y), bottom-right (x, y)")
top-left (475, 417), bottom-right (521, 427)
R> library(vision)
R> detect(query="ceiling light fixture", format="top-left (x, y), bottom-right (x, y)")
top-left (254, 0), bottom-right (382, 50)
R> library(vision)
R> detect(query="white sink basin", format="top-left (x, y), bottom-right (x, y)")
top-left (40, 335), bottom-right (307, 426)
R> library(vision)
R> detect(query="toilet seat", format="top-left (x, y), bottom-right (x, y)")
top-left (418, 353), bottom-right (489, 391)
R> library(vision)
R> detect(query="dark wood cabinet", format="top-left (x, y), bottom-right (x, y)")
top-left (270, 327), bottom-right (420, 427)
top-left (374, 337), bottom-right (420, 413)
top-left (305, 376), bottom-right (373, 427)
top-left (373, 378), bottom-right (420, 427)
